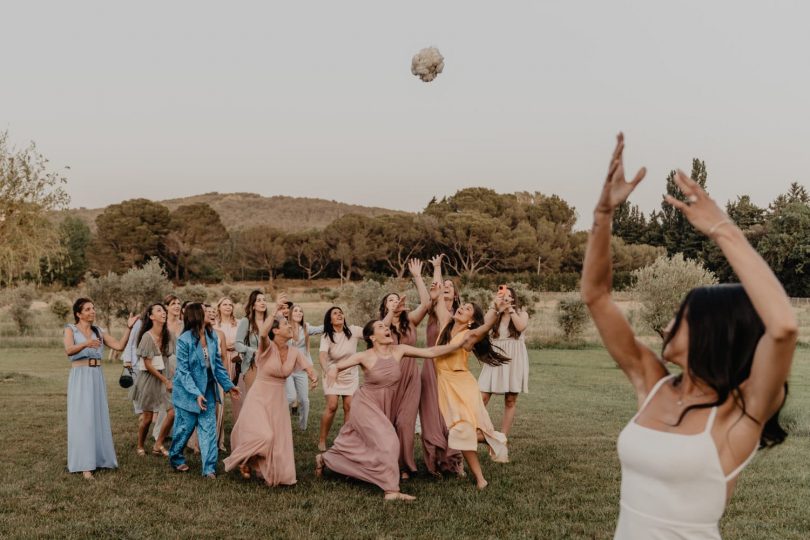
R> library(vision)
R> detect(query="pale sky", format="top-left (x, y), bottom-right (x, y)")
top-left (2, 1), bottom-right (808, 227)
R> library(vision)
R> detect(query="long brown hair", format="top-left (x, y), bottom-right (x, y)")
top-left (138, 303), bottom-right (172, 357)
top-left (379, 293), bottom-right (412, 341)
top-left (437, 303), bottom-right (510, 367)
top-left (243, 289), bottom-right (265, 341)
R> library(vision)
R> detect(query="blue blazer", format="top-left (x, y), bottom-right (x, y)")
top-left (173, 329), bottom-right (235, 414)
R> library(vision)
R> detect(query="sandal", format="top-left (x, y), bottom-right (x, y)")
top-left (152, 446), bottom-right (169, 457)
top-left (136, 448), bottom-right (146, 457)
top-left (239, 464), bottom-right (251, 480)
top-left (173, 464), bottom-right (190, 472)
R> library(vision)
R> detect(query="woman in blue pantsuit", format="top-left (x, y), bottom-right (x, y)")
top-left (63, 298), bottom-right (138, 480)
top-left (169, 303), bottom-right (241, 477)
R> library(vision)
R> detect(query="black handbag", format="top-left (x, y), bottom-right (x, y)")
top-left (119, 366), bottom-right (135, 389)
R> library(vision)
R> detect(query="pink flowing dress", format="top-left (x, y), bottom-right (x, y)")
top-left (418, 317), bottom-right (464, 476)
top-left (391, 326), bottom-right (420, 474)
top-left (322, 354), bottom-right (401, 492)
top-left (224, 342), bottom-right (311, 486)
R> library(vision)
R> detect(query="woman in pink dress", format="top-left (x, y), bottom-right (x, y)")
top-left (419, 258), bottom-right (464, 477)
top-left (315, 320), bottom-right (465, 500)
top-left (379, 258), bottom-right (431, 479)
top-left (224, 314), bottom-right (318, 486)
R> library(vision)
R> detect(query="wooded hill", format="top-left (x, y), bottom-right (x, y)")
top-left (63, 192), bottom-right (408, 232)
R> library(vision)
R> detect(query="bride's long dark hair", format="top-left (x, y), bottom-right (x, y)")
top-left (437, 303), bottom-right (510, 366)
top-left (664, 284), bottom-right (788, 448)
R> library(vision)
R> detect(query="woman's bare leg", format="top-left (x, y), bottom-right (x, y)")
top-left (501, 393), bottom-right (518, 435)
top-left (137, 411), bottom-right (153, 451)
top-left (155, 408), bottom-right (175, 449)
top-left (342, 395), bottom-right (353, 424)
top-left (318, 395), bottom-right (339, 451)
top-left (461, 450), bottom-right (487, 490)
top-left (481, 391), bottom-right (492, 406)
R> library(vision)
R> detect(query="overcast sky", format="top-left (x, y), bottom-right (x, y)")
top-left (2, 1), bottom-right (808, 227)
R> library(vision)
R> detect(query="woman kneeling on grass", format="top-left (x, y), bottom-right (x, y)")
top-left (315, 320), bottom-right (466, 500)
top-left (582, 134), bottom-right (797, 539)
top-left (64, 298), bottom-right (138, 479)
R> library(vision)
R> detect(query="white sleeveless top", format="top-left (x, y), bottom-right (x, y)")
top-left (615, 374), bottom-right (758, 539)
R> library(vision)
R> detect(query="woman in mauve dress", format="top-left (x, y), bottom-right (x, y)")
top-left (224, 314), bottom-right (318, 486)
top-left (378, 258), bottom-right (431, 479)
top-left (317, 306), bottom-right (362, 451)
top-left (315, 320), bottom-right (465, 500)
top-left (419, 258), bottom-right (464, 477)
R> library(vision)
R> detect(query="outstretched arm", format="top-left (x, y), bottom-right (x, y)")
top-left (326, 351), bottom-right (368, 387)
top-left (581, 134), bottom-right (665, 399)
top-left (102, 314), bottom-right (139, 351)
top-left (666, 171), bottom-right (797, 420)
top-left (430, 255), bottom-right (452, 328)
top-left (396, 341), bottom-right (462, 360)
top-left (462, 298), bottom-right (507, 351)
top-left (407, 259), bottom-right (431, 326)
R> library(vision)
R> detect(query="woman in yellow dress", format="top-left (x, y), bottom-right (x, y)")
top-left (429, 255), bottom-right (511, 490)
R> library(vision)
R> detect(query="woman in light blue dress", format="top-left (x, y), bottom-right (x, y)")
top-left (63, 298), bottom-right (138, 479)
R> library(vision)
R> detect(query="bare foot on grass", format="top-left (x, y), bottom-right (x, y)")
top-left (384, 492), bottom-right (416, 501)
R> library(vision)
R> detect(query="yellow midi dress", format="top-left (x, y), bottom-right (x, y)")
top-left (434, 327), bottom-right (508, 462)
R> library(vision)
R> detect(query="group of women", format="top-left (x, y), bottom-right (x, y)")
top-left (62, 133), bottom-right (799, 535)
top-left (63, 257), bottom-right (532, 496)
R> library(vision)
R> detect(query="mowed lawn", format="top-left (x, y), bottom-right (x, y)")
top-left (0, 347), bottom-right (808, 539)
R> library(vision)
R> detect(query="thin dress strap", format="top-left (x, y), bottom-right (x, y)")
top-left (725, 444), bottom-right (758, 481)
top-left (703, 407), bottom-right (718, 434)
top-left (634, 374), bottom-right (676, 418)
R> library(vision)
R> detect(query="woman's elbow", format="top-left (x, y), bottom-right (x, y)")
top-left (767, 320), bottom-right (799, 342)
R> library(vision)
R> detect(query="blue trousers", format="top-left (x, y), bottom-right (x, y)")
top-left (169, 381), bottom-right (218, 475)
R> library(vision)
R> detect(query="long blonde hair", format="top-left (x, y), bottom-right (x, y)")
top-left (216, 296), bottom-right (237, 327)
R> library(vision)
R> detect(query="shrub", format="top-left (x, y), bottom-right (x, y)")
top-left (83, 271), bottom-right (123, 329)
top-left (177, 283), bottom-right (210, 304)
top-left (460, 282), bottom-right (541, 316)
top-left (334, 278), bottom-right (420, 325)
top-left (50, 297), bottom-right (72, 322)
top-left (630, 254), bottom-right (718, 336)
top-left (556, 295), bottom-right (588, 341)
top-left (120, 258), bottom-right (173, 313)
top-left (9, 285), bottom-right (36, 335)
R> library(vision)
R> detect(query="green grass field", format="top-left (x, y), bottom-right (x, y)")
top-left (1, 347), bottom-right (808, 539)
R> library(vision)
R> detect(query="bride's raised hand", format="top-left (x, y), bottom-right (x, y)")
top-left (595, 133), bottom-right (647, 214)
top-left (664, 170), bottom-right (731, 238)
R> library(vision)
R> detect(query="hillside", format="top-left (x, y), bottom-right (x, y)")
top-left (62, 192), bottom-right (410, 232)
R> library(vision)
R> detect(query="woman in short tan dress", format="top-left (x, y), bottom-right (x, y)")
top-left (317, 306), bottom-right (362, 451)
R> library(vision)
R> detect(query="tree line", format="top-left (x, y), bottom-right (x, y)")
top-left (2, 131), bottom-right (808, 296)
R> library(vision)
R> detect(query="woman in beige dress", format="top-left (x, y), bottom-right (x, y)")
top-left (316, 320), bottom-right (465, 500)
top-left (152, 294), bottom-right (183, 440)
top-left (317, 306), bottom-right (362, 451)
top-left (131, 303), bottom-right (176, 457)
top-left (479, 285), bottom-right (530, 436)
top-left (224, 315), bottom-right (318, 486)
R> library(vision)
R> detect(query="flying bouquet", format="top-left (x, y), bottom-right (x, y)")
top-left (411, 47), bottom-right (444, 83)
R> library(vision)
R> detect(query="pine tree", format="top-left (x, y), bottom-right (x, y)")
top-left (612, 202), bottom-right (647, 244)
top-left (660, 159), bottom-right (709, 260)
